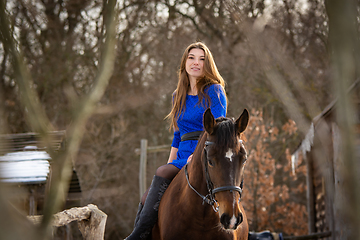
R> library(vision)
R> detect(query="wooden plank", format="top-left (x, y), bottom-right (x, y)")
top-left (139, 139), bottom-right (148, 200)
top-left (306, 153), bottom-right (315, 233)
top-left (134, 144), bottom-right (170, 155)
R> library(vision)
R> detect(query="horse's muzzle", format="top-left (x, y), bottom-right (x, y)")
top-left (220, 212), bottom-right (243, 230)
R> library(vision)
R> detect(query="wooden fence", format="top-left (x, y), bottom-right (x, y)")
top-left (135, 139), bottom-right (170, 200)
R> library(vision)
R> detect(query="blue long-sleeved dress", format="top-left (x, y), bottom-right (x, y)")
top-left (169, 84), bottom-right (227, 169)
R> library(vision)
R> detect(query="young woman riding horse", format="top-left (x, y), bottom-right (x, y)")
top-left (153, 108), bottom-right (249, 240)
top-left (125, 42), bottom-right (227, 240)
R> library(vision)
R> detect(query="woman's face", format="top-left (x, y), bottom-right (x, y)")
top-left (185, 48), bottom-right (205, 81)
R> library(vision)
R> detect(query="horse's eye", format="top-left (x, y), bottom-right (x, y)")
top-left (208, 159), bottom-right (214, 167)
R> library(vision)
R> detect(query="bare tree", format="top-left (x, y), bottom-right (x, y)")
top-left (0, 0), bottom-right (117, 239)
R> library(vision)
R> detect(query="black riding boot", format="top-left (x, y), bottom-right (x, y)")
top-left (133, 203), bottom-right (144, 227)
top-left (125, 175), bottom-right (171, 240)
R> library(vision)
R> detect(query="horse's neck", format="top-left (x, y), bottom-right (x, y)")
top-left (184, 157), bottom-right (219, 223)
top-left (187, 155), bottom-right (208, 196)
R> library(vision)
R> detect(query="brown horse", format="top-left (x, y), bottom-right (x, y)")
top-left (152, 109), bottom-right (250, 240)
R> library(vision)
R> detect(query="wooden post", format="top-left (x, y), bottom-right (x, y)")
top-left (29, 187), bottom-right (36, 216)
top-left (139, 139), bottom-right (148, 200)
top-left (305, 153), bottom-right (315, 234)
top-left (135, 140), bottom-right (170, 201)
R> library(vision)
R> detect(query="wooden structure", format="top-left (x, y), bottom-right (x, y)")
top-left (0, 131), bottom-right (82, 215)
top-left (291, 83), bottom-right (360, 240)
top-left (135, 139), bottom-right (170, 200)
top-left (28, 204), bottom-right (107, 240)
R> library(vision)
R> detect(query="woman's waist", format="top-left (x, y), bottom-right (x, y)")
top-left (180, 131), bottom-right (203, 141)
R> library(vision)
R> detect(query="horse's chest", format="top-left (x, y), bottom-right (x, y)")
top-left (160, 226), bottom-right (236, 240)
top-left (158, 209), bottom-right (234, 240)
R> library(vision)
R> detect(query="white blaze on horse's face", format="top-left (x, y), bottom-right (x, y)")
top-left (225, 149), bottom-right (234, 162)
top-left (229, 214), bottom-right (238, 230)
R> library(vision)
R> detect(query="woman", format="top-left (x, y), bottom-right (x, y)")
top-left (125, 42), bottom-right (227, 240)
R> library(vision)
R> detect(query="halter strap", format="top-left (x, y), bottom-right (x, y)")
top-left (184, 164), bottom-right (216, 207)
top-left (184, 139), bottom-right (244, 212)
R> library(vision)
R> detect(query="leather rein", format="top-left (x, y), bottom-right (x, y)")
top-left (184, 140), bottom-right (243, 213)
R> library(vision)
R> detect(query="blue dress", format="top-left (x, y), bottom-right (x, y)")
top-left (169, 84), bottom-right (227, 169)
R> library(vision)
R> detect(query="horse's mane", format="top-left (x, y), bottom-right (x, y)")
top-left (213, 117), bottom-right (237, 151)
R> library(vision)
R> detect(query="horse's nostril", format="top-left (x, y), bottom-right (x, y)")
top-left (220, 213), bottom-right (231, 229)
top-left (220, 213), bottom-right (243, 230)
top-left (237, 212), bottom-right (243, 227)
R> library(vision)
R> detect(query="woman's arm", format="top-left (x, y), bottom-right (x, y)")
top-left (208, 84), bottom-right (227, 118)
top-left (167, 147), bottom-right (178, 164)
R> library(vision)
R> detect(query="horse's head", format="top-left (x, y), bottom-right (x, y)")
top-left (202, 108), bottom-right (249, 231)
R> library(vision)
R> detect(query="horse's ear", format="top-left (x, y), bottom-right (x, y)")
top-left (203, 108), bottom-right (215, 135)
top-left (235, 109), bottom-right (249, 135)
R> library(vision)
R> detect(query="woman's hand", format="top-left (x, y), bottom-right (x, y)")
top-left (167, 147), bottom-right (178, 164)
top-left (187, 154), bottom-right (193, 163)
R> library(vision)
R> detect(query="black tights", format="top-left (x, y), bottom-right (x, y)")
top-left (140, 164), bottom-right (180, 205)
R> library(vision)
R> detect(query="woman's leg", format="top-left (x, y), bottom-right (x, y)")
top-left (140, 164), bottom-right (180, 204)
top-left (155, 164), bottom-right (180, 180)
top-left (126, 164), bottom-right (179, 240)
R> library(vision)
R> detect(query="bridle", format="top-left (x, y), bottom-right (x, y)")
top-left (184, 140), bottom-right (244, 213)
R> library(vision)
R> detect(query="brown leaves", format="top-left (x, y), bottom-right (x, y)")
top-left (241, 110), bottom-right (307, 236)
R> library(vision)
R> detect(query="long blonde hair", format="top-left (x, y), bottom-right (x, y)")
top-left (167, 42), bottom-right (227, 130)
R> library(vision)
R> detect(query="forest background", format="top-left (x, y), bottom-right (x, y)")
top-left (0, 0), bottom-right (358, 239)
